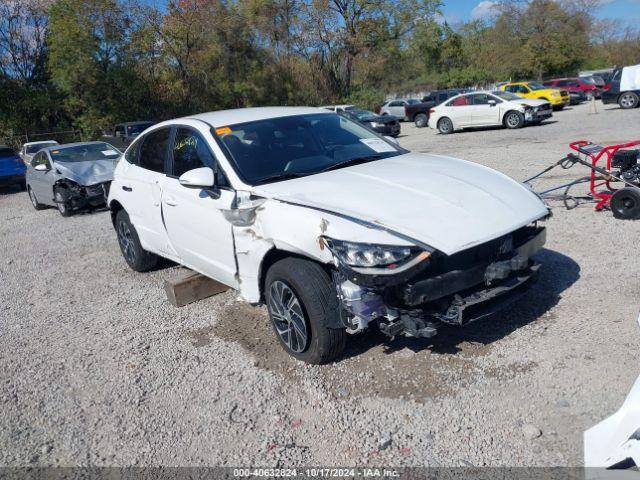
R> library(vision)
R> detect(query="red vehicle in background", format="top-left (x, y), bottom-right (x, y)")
top-left (543, 77), bottom-right (600, 100)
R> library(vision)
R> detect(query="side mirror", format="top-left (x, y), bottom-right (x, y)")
top-left (179, 167), bottom-right (220, 199)
top-left (488, 100), bottom-right (497, 106)
top-left (384, 135), bottom-right (399, 145)
top-left (34, 164), bottom-right (49, 172)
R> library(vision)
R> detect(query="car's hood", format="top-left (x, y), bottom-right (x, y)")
top-left (252, 153), bottom-right (549, 255)
top-left (514, 98), bottom-right (549, 107)
top-left (54, 159), bottom-right (117, 186)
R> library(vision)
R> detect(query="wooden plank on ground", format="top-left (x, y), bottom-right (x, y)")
top-left (164, 270), bottom-right (229, 307)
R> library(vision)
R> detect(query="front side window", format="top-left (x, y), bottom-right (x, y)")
top-left (138, 128), bottom-right (170, 173)
top-left (32, 152), bottom-right (50, 168)
top-left (528, 82), bottom-right (545, 91)
top-left (172, 128), bottom-right (215, 177)
top-left (216, 113), bottom-right (403, 185)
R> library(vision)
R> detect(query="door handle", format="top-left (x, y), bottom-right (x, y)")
top-left (122, 186), bottom-right (132, 192)
top-left (164, 197), bottom-right (177, 206)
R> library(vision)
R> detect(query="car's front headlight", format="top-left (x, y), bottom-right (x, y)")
top-left (322, 237), bottom-right (431, 273)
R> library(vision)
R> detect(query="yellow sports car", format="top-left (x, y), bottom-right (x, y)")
top-left (499, 82), bottom-right (570, 110)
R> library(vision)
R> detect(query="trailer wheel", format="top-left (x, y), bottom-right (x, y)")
top-left (414, 113), bottom-right (428, 128)
top-left (619, 92), bottom-right (639, 109)
top-left (265, 258), bottom-right (346, 364)
top-left (437, 117), bottom-right (453, 134)
top-left (611, 188), bottom-right (640, 220)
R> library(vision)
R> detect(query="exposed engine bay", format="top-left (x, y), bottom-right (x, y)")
top-left (327, 224), bottom-right (546, 339)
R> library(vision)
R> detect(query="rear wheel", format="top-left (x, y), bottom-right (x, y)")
top-left (54, 188), bottom-right (72, 217)
top-left (619, 92), bottom-right (639, 109)
top-left (504, 111), bottom-right (524, 129)
top-left (265, 258), bottom-right (346, 364)
top-left (115, 209), bottom-right (159, 271)
top-left (611, 188), bottom-right (640, 220)
top-left (437, 117), bottom-right (453, 134)
top-left (414, 113), bottom-right (428, 128)
top-left (28, 186), bottom-right (45, 210)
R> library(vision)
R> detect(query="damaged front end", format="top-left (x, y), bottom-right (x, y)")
top-left (324, 224), bottom-right (546, 339)
top-left (54, 179), bottom-right (110, 211)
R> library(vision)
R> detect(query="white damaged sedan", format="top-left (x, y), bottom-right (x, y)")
top-left (428, 91), bottom-right (553, 134)
top-left (108, 107), bottom-right (549, 363)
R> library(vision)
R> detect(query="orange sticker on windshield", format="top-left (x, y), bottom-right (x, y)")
top-left (51, 150), bottom-right (60, 154)
top-left (215, 127), bottom-right (231, 135)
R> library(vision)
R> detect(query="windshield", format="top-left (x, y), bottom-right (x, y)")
top-left (127, 123), bottom-right (153, 136)
top-left (50, 143), bottom-right (121, 163)
top-left (492, 91), bottom-right (521, 101)
top-left (0, 148), bottom-right (16, 158)
top-left (26, 142), bottom-right (57, 154)
top-left (528, 82), bottom-right (546, 90)
top-left (216, 113), bottom-right (403, 185)
top-left (350, 109), bottom-right (378, 121)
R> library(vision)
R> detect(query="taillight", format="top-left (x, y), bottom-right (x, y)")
top-left (603, 84), bottom-right (612, 91)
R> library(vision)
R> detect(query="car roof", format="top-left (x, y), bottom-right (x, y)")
top-left (166, 107), bottom-right (332, 129)
top-left (118, 121), bottom-right (154, 126)
top-left (24, 140), bottom-right (58, 146)
top-left (41, 141), bottom-right (114, 153)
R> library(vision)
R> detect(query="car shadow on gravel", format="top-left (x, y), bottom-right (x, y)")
top-left (0, 184), bottom-right (26, 196)
top-left (211, 248), bottom-right (579, 400)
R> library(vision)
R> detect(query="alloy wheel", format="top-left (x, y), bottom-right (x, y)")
top-left (268, 280), bottom-right (308, 353)
top-left (506, 113), bottom-right (520, 128)
top-left (620, 94), bottom-right (637, 109)
top-left (28, 188), bottom-right (38, 208)
top-left (55, 191), bottom-right (67, 215)
top-left (117, 219), bottom-right (137, 264)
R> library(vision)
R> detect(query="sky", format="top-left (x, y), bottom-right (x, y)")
top-left (441, 0), bottom-right (639, 25)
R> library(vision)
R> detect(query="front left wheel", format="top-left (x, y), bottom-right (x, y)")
top-left (115, 209), bottom-right (159, 272)
top-left (265, 258), bottom-right (346, 364)
top-left (504, 111), bottom-right (524, 129)
top-left (54, 188), bottom-right (73, 217)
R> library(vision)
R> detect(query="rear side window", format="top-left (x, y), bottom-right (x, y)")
top-left (172, 128), bottom-right (215, 177)
top-left (138, 128), bottom-right (170, 173)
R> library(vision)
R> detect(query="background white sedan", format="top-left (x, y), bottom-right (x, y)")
top-left (428, 91), bottom-right (552, 134)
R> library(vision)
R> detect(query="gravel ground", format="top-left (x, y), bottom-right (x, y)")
top-left (1, 101), bottom-right (639, 467)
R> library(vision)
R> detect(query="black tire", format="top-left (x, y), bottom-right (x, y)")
top-left (265, 258), bottom-right (346, 364)
top-left (115, 209), bottom-right (159, 272)
top-left (414, 113), bottom-right (428, 128)
top-left (553, 104), bottom-right (564, 111)
top-left (437, 117), bottom-right (453, 134)
top-left (27, 186), bottom-right (45, 210)
top-left (611, 188), bottom-right (640, 220)
top-left (619, 92), bottom-right (639, 110)
top-left (19, 180), bottom-right (27, 191)
top-left (504, 111), bottom-right (524, 129)
top-left (54, 187), bottom-right (73, 217)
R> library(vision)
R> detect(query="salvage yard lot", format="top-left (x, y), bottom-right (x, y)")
top-left (1, 102), bottom-right (639, 466)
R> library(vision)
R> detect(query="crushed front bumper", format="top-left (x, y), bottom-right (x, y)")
top-left (335, 226), bottom-right (546, 338)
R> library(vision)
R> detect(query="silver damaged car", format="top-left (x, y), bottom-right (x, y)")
top-left (26, 142), bottom-right (121, 217)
